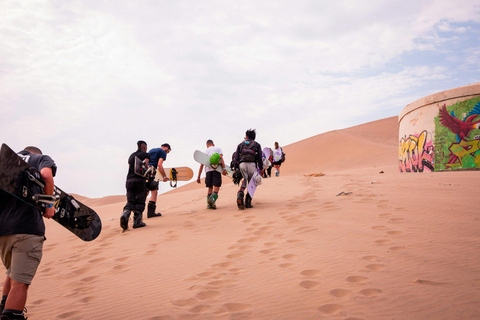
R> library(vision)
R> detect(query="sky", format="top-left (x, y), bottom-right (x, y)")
top-left (1, 0), bottom-right (479, 199)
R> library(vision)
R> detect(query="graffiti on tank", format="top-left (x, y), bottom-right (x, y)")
top-left (444, 139), bottom-right (480, 169)
top-left (399, 130), bottom-right (434, 172)
top-left (436, 101), bottom-right (480, 170)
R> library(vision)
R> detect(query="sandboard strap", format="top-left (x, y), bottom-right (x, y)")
top-left (170, 168), bottom-right (178, 188)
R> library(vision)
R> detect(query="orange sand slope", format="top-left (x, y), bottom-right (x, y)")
top-left (4, 116), bottom-right (480, 320)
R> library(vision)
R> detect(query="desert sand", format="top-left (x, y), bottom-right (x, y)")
top-left (4, 116), bottom-right (480, 319)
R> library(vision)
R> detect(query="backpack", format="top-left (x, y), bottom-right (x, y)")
top-left (239, 140), bottom-right (259, 163)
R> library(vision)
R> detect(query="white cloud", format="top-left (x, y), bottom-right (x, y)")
top-left (1, 0), bottom-right (479, 197)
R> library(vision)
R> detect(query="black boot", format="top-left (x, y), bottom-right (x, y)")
top-left (147, 201), bottom-right (162, 218)
top-left (120, 207), bottom-right (131, 230)
top-left (1, 309), bottom-right (27, 319)
top-left (0, 295), bottom-right (6, 316)
top-left (245, 193), bottom-right (253, 208)
top-left (237, 191), bottom-right (245, 210)
top-left (133, 211), bottom-right (146, 228)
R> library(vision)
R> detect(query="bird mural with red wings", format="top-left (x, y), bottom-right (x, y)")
top-left (438, 103), bottom-right (480, 142)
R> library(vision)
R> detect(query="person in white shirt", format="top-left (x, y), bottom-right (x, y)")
top-left (196, 140), bottom-right (227, 209)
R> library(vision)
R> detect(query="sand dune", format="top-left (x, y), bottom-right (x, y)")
top-left (3, 116), bottom-right (480, 319)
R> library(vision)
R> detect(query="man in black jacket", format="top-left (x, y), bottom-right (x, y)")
top-left (121, 141), bottom-right (151, 230)
top-left (233, 129), bottom-right (264, 209)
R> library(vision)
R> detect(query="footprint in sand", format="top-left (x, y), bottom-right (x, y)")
top-left (285, 239), bottom-right (303, 244)
top-left (362, 256), bottom-right (380, 262)
top-left (112, 264), bottom-right (130, 272)
top-left (195, 291), bottom-right (220, 300)
top-left (189, 304), bottom-right (210, 313)
top-left (226, 252), bottom-right (244, 259)
top-left (264, 242), bottom-right (278, 247)
top-left (300, 280), bottom-right (320, 289)
top-left (375, 239), bottom-right (392, 245)
top-left (211, 273), bottom-right (227, 280)
top-left (56, 311), bottom-right (82, 319)
top-left (220, 303), bottom-right (251, 312)
top-left (282, 254), bottom-right (297, 260)
top-left (80, 296), bottom-right (96, 303)
top-left (259, 249), bottom-right (275, 255)
top-left (318, 303), bottom-right (343, 315)
top-left (80, 275), bottom-right (99, 283)
top-left (212, 262), bottom-right (233, 269)
top-left (359, 288), bottom-right (382, 296)
top-left (300, 269), bottom-right (320, 276)
top-left (379, 213), bottom-right (393, 218)
top-left (329, 288), bottom-right (352, 298)
top-left (206, 280), bottom-right (228, 289)
top-left (388, 218), bottom-right (404, 223)
top-left (387, 230), bottom-right (403, 236)
top-left (237, 237), bottom-right (260, 243)
top-left (346, 276), bottom-right (368, 283)
top-left (389, 246), bottom-right (406, 252)
top-left (279, 263), bottom-right (293, 268)
top-left (365, 264), bottom-right (385, 271)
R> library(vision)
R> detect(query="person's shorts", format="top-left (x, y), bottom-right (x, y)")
top-left (0, 234), bottom-right (45, 285)
top-left (146, 179), bottom-right (159, 191)
top-left (205, 171), bottom-right (222, 188)
top-left (272, 161), bottom-right (282, 166)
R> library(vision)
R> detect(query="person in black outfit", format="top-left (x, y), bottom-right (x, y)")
top-left (120, 140), bottom-right (151, 230)
top-left (233, 129), bottom-right (264, 209)
top-left (0, 146), bottom-right (56, 320)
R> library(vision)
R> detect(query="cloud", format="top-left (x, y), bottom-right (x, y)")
top-left (1, 0), bottom-right (479, 197)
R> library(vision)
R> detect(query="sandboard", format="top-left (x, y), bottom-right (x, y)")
top-left (263, 147), bottom-right (271, 160)
top-left (155, 167), bottom-right (194, 182)
top-left (247, 170), bottom-right (262, 197)
top-left (193, 150), bottom-right (233, 178)
top-left (0, 144), bottom-right (102, 241)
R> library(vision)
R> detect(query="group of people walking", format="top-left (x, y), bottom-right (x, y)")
top-left (121, 129), bottom-right (286, 230)
top-left (0, 130), bottom-right (284, 319)
top-left (196, 129), bottom-right (285, 211)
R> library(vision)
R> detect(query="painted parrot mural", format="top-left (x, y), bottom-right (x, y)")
top-left (438, 102), bottom-right (480, 142)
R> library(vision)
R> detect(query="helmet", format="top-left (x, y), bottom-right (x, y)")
top-left (210, 153), bottom-right (221, 165)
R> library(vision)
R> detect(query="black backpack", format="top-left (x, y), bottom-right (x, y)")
top-left (239, 141), bottom-right (259, 163)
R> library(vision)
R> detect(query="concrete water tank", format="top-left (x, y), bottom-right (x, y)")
top-left (398, 83), bottom-right (480, 172)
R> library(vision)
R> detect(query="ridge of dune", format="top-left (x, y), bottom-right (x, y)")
top-left (166, 116), bottom-right (399, 197)
top-left (281, 116), bottom-right (398, 176)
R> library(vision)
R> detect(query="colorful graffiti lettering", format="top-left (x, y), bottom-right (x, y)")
top-left (444, 139), bottom-right (480, 169)
top-left (399, 130), bottom-right (434, 172)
